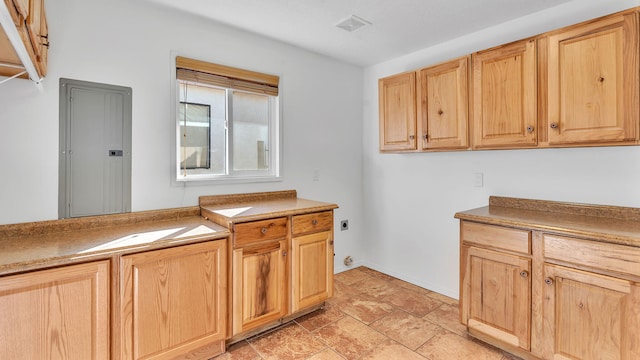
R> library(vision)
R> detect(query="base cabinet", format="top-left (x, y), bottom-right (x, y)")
top-left (119, 240), bottom-right (227, 360)
top-left (291, 211), bottom-right (334, 312)
top-left (0, 260), bottom-right (110, 360)
top-left (232, 239), bottom-right (287, 335)
top-left (542, 264), bottom-right (640, 360)
top-left (458, 214), bottom-right (640, 360)
top-left (462, 246), bottom-right (531, 351)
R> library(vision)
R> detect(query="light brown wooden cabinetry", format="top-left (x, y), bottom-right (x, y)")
top-left (543, 10), bottom-right (639, 145)
top-left (232, 218), bottom-right (288, 336)
top-left (416, 56), bottom-right (470, 150)
top-left (291, 211), bottom-right (334, 312)
top-left (0, 0), bottom-right (49, 79)
top-left (120, 240), bottom-right (227, 360)
top-left (457, 197), bottom-right (640, 360)
top-left (472, 39), bottom-right (537, 149)
top-left (232, 240), bottom-right (287, 336)
top-left (0, 260), bottom-right (110, 360)
top-left (541, 234), bottom-right (640, 360)
top-left (460, 222), bottom-right (532, 353)
top-left (379, 71), bottom-right (417, 151)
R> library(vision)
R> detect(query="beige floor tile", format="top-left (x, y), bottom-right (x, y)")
top-left (357, 267), bottom-right (397, 281)
top-left (296, 303), bottom-right (346, 332)
top-left (379, 287), bottom-right (443, 317)
top-left (423, 303), bottom-right (468, 336)
top-left (391, 278), bottom-right (432, 295)
top-left (370, 310), bottom-right (444, 350)
top-left (334, 267), bottom-right (373, 285)
top-left (349, 275), bottom-right (399, 299)
top-left (305, 348), bottom-right (346, 360)
top-left (333, 295), bottom-right (394, 324)
top-left (416, 331), bottom-right (504, 360)
top-left (314, 316), bottom-right (389, 360)
top-left (360, 342), bottom-right (428, 360)
top-left (214, 341), bottom-right (261, 360)
top-left (248, 323), bottom-right (326, 360)
top-left (425, 291), bottom-right (458, 306)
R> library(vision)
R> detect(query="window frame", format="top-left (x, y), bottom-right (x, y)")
top-left (170, 53), bottom-right (283, 185)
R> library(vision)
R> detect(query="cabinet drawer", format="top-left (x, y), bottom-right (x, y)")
top-left (543, 234), bottom-right (640, 278)
top-left (234, 217), bottom-right (288, 248)
top-left (461, 221), bottom-right (531, 254)
top-left (292, 211), bottom-right (333, 235)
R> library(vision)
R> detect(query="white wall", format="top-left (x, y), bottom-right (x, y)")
top-left (362, 0), bottom-right (640, 298)
top-left (0, 0), bottom-right (364, 273)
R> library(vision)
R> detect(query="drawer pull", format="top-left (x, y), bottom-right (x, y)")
top-left (311, 219), bottom-right (318, 225)
top-left (544, 278), bottom-right (554, 286)
top-left (519, 270), bottom-right (529, 279)
top-left (261, 227), bottom-right (268, 234)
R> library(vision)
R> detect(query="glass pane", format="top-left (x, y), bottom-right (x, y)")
top-left (232, 91), bottom-right (270, 171)
top-left (178, 82), bottom-right (226, 175)
top-left (179, 102), bottom-right (210, 169)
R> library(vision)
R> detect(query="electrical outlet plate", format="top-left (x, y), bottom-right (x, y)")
top-left (340, 220), bottom-right (349, 231)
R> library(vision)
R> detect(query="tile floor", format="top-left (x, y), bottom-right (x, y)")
top-left (216, 266), bottom-right (521, 360)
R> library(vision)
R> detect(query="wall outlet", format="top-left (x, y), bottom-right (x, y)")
top-left (340, 219), bottom-right (349, 231)
top-left (474, 172), bottom-right (484, 187)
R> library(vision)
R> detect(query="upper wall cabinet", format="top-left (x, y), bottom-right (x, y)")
top-left (379, 71), bottom-right (417, 151)
top-left (472, 39), bottom-right (537, 149)
top-left (416, 56), bottom-right (470, 150)
top-left (543, 10), bottom-right (639, 145)
top-left (0, 0), bottom-right (49, 80)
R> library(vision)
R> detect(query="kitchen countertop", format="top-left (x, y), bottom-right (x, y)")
top-left (0, 191), bottom-right (338, 277)
top-left (455, 196), bottom-right (640, 248)
top-left (0, 207), bottom-right (229, 276)
top-left (200, 190), bottom-right (339, 227)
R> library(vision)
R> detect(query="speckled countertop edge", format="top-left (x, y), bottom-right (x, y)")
top-left (0, 207), bottom-right (230, 277)
top-left (455, 196), bottom-right (640, 247)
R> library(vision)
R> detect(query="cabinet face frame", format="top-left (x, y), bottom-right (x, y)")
top-left (379, 71), bottom-right (417, 151)
top-left (119, 240), bottom-right (227, 360)
top-left (461, 245), bottom-right (532, 351)
top-left (545, 11), bottom-right (640, 145)
top-left (472, 39), bottom-right (538, 149)
top-left (0, 260), bottom-right (110, 360)
top-left (417, 56), bottom-right (470, 150)
top-left (542, 263), bottom-right (640, 360)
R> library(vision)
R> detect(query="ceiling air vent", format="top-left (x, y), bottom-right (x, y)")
top-left (335, 15), bottom-right (371, 32)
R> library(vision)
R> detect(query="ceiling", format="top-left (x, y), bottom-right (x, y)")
top-left (142, 0), bottom-right (573, 66)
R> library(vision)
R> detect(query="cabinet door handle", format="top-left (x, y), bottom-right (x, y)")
top-left (409, 135), bottom-right (415, 140)
top-left (526, 125), bottom-right (534, 133)
top-left (311, 219), bottom-right (318, 225)
top-left (544, 278), bottom-right (554, 285)
top-left (261, 227), bottom-right (268, 234)
top-left (519, 270), bottom-right (529, 279)
top-left (550, 122), bottom-right (559, 129)
top-left (282, 251), bottom-right (287, 257)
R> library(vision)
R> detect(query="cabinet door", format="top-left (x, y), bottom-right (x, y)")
top-left (546, 11), bottom-right (639, 144)
top-left (379, 72), bottom-right (417, 151)
top-left (461, 246), bottom-right (531, 350)
top-left (120, 240), bottom-right (227, 360)
top-left (417, 56), bottom-right (469, 150)
top-left (0, 260), bottom-right (110, 360)
top-left (292, 230), bottom-right (334, 312)
top-left (542, 264), bottom-right (640, 360)
top-left (232, 239), bottom-right (287, 335)
top-left (472, 39), bottom-right (537, 149)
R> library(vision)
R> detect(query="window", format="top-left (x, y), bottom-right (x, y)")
top-left (174, 56), bottom-right (281, 182)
